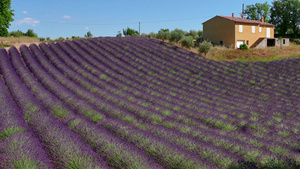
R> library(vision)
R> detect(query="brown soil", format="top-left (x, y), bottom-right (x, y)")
top-left (3, 42), bottom-right (41, 51)
top-left (0, 37), bottom-right (40, 51)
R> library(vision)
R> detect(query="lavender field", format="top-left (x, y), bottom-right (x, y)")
top-left (0, 37), bottom-right (299, 169)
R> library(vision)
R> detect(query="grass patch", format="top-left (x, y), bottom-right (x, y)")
top-left (0, 43), bottom-right (11, 48)
top-left (91, 114), bottom-right (104, 123)
top-left (66, 157), bottom-right (98, 169)
top-left (0, 127), bottom-right (26, 140)
top-left (162, 110), bottom-right (172, 116)
top-left (99, 74), bottom-right (107, 79)
top-left (0, 36), bottom-right (39, 44)
top-left (205, 44), bottom-right (300, 61)
top-left (148, 71), bottom-right (154, 75)
top-left (51, 106), bottom-right (69, 118)
top-left (12, 157), bottom-right (38, 169)
top-left (68, 119), bottom-right (82, 128)
top-left (24, 103), bottom-right (40, 122)
top-left (167, 40), bottom-right (300, 62)
top-left (142, 102), bottom-right (150, 107)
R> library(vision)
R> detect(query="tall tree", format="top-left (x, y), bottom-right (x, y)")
top-left (244, 2), bottom-right (271, 22)
top-left (0, 0), bottom-right (14, 37)
top-left (84, 31), bottom-right (93, 38)
top-left (270, 0), bottom-right (300, 37)
top-left (123, 27), bottom-right (139, 37)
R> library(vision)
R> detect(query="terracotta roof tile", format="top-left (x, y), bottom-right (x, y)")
top-left (217, 15), bottom-right (274, 26)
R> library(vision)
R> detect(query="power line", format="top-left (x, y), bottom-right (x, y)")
top-left (13, 14), bottom-right (230, 26)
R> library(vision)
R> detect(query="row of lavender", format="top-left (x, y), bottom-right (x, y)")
top-left (78, 37), bottom-right (300, 153)
top-left (67, 37), bottom-right (300, 167)
top-left (0, 36), bottom-right (299, 168)
top-left (1, 42), bottom-right (219, 168)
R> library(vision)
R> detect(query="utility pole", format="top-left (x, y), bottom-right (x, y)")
top-left (241, 4), bottom-right (245, 18)
top-left (139, 22), bottom-right (141, 36)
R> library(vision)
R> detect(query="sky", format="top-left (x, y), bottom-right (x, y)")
top-left (9, 0), bottom-right (273, 39)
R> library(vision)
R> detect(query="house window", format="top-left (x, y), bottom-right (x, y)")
top-left (246, 40), bottom-right (249, 45)
top-left (283, 39), bottom-right (286, 44)
top-left (239, 25), bottom-right (243, 32)
top-left (252, 26), bottom-right (255, 33)
top-left (220, 41), bottom-right (223, 45)
top-left (266, 28), bottom-right (271, 38)
top-left (259, 27), bottom-right (262, 32)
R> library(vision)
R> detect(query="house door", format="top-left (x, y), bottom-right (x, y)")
top-left (266, 28), bottom-right (271, 38)
top-left (237, 40), bottom-right (244, 48)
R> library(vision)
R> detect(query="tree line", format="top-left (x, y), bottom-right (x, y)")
top-left (244, 0), bottom-right (300, 38)
top-left (120, 1), bottom-right (300, 39)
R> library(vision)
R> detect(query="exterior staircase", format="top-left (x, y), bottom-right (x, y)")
top-left (250, 38), bottom-right (266, 48)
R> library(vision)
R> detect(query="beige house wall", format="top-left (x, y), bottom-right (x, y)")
top-left (203, 17), bottom-right (236, 48)
top-left (203, 16), bottom-right (275, 49)
top-left (235, 24), bottom-right (274, 48)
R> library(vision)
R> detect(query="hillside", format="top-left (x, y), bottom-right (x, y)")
top-left (0, 37), bottom-right (299, 168)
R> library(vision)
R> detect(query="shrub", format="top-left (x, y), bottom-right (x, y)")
top-left (186, 30), bottom-right (198, 39)
top-left (123, 27), bottom-right (139, 37)
top-left (170, 29), bottom-right (186, 42)
top-left (148, 32), bottom-right (156, 38)
top-left (199, 41), bottom-right (212, 55)
top-left (292, 38), bottom-right (300, 44)
top-left (239, 44), bottom-right (248, 50)
top-left (71, 36), bottom-right (81, 40)
top-left (156, 29), bottom-right (171, 40)
top-left (116, 31), bottom-right (122, 37)
top-left (181, 36), bottom-right (194, 48)
top-left (25, 29), bottom-right (38, 38)
top-left (197, 30), bottom-right (203, 37)
top-left (10, 30), bottom-right (25, 37)
top-left (55, 37), bottom-right (65, 42)
top-left (84, 31), bottom-right (93, 38)
top-left (39, 37), bottom-right (45, 42)
top-left (194, 37), bottom-right (204, 47)
top-left (140, 33), bottom-right (149, 37)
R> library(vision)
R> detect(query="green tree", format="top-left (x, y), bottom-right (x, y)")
top-left (148, 32), bottom-right (156, 38)
top-left (0, 0), bottom-right (14, 36)
top-left (186, 30), bottom-right (198, 39)
top-left (156, 29), bottom-right (170, 40)
top-left (84, 31), bottom-right (93, 38)
top-left (197, 30), bottom-right (203, 37)
top-left (116, 31), bottom-right (122, 37)
top-left (9, 30), bottom-right (24, 37)
top-left (199, 41), bottom-right (212, 55)
top-left (25, 29), bottom-right (38, 38)
top-left (244, 2), bottom-right (271, 22)
top-left (181, 36), bottom-right (194, 48)
top-left (170, 29), bottom-right (186, 42)
top-left (123, 27), bottom-right (139, 37)
top-left (270, 0), bottom-right (300, 37)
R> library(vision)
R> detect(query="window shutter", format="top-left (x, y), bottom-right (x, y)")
top-left (252, 26), bottom-right (255, 33)
top-left (239, 25), bottom-right (243, 32)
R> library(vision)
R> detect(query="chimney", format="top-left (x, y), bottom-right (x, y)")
top-left (260, 16), bottom-right (264, 22)
top-left (232, 13), bottom-right (235, 17)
